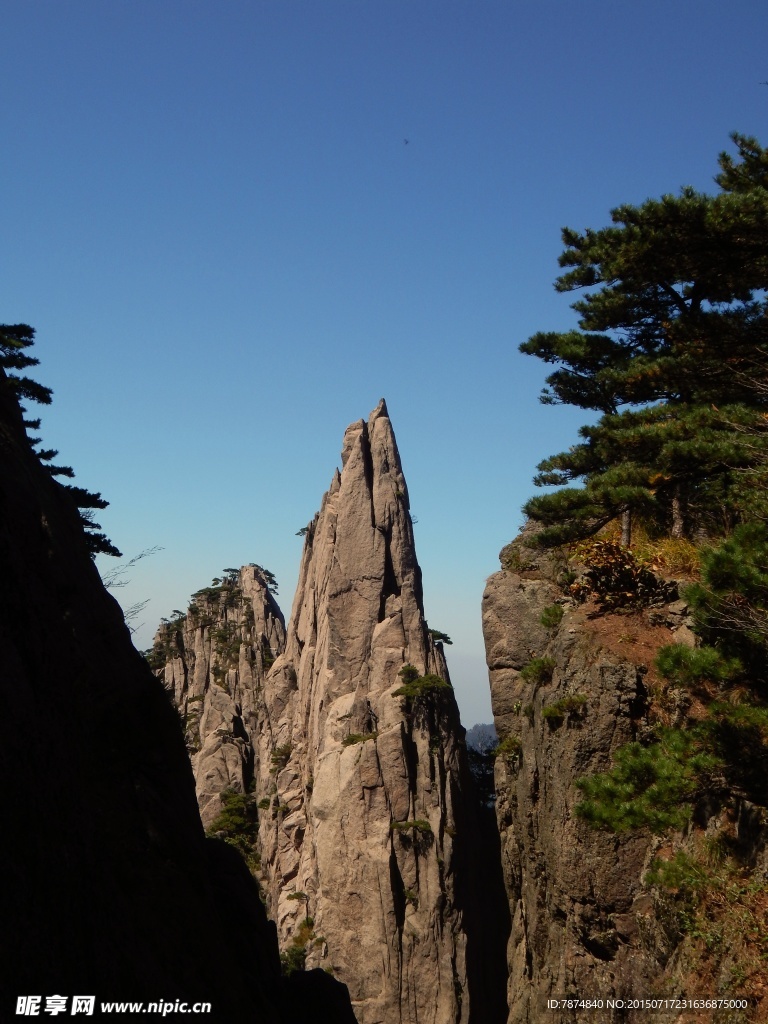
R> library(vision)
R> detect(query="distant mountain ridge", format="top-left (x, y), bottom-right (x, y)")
top-left (465, 722), bottom-right (497, 752)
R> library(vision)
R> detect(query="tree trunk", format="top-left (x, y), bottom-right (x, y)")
top-left (671, 485), bottom-right (686, 539)
top-left (620, 509), bottom-right (632, 547)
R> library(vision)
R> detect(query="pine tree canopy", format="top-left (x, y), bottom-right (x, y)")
top-left (0, 323), bottom-right (54, 406)
top-left (0, 324), bottom-right (121, 558)
top-left (521, 133), bottom-right (768, 544)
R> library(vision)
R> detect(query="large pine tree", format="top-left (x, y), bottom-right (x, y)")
top-left (521, 134), bottom-right (768, 545)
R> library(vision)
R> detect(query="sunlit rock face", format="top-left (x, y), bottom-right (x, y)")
top-left (261, 399), bottom-right (470, 1024)
top-left (157, 400), bottom-right (507, 1024)
top-left (159, 565), bottom-right (287, 827)
top-left (484, 528), bottom-right (677, 1023)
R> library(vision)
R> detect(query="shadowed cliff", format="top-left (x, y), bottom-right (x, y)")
top-left (0, 364), bottom-right (355, 1022)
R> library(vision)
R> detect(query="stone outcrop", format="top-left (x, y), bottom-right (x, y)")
top-left (155, 400), bottom-right (508, 1024)
top-left (159, 566), bottom-right (286, 826)
top-left (482, 527), bottom-right (768, 1022)
top-left (0, 362), bottom-right (355, 1023)
top-left (485, 572), bottom-right (659, 1019)
top-left (483, 531), bottom-right (668, 1022)
top-left (260, 399), bottom-right (505, 1024)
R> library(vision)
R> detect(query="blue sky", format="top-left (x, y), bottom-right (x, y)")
top-left (3, 0), bottom-right (767, 725)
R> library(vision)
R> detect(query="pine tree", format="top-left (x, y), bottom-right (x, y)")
top-left (0, 323), bottom-right (53, 406)
top-left (520, 134), bottom-right (768, 545)
top-left (0, 324), bottom-right (121, 558)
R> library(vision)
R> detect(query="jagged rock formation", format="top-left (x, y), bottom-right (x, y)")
top-left (483, 531), bottom-right (669, 1022)
top-left (0, 361), bottom-right (356, 1023)
top-left (158, 566), bottom-right (286, 826)
top-left (155, 400), bottom-right (508, 1024)
top-left (483, 527), bottom-right (768, 1022)
top-left (262, 398), bottom-right (497, 1024)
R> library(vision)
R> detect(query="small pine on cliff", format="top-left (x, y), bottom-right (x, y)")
top-left (0, 323), bottom-right (121, 557)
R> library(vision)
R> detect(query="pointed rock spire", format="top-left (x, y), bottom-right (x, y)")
top-left (256, 402), bottom-right (498, 1024)
top-left (154, 402), bottom-right (508, 1024)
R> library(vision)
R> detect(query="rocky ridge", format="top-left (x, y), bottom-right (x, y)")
top-left (484, 543), bottom-right (658, 1022)
top-left (158, 565), bottom-right (286, 827)
top-left (263, 399), bottom-right (497, 1024)
top-left (483, 527), bottom-right (768, 1023)
top-left (154, 400), bottom-right (508, 1024)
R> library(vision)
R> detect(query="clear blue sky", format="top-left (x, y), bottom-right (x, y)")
top-left (3, 1), bottom-right (767, 724)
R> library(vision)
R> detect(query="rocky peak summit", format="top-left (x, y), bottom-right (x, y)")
top-left (154, 400), bottom-right (508, 1024)
top-left (283, 396), bottom-right (439, 714)
top-left (260, 398), bottom-right (476, 1022)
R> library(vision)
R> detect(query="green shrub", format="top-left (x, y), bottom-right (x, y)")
top-left (686, 524), bottom-right (768, 658)
top-left (540, 604), bottom-right (564, 628)
top-left (428, 629), bottom-right (453, 645)
top-left (279, 916), bottom-right (317, 976)
top-left (392, 665), bottom-right (451, 703)
top-left (143, 645), bottom-right (168, 671)
top-left (519, 657), bottom-right (555, 684)
top-left (280, 944), bottom-right (306, 976)
top-left (193, 584), bottom-right (225, 602)
top-left (542, 694), bottom-right (587, 723)
top-left (210, 622), bottom-right (241, 665)
top-left (708, 701), bottom-right (768, 733)
top-left (205, 790), bottom-right (259, 861)
top-left (270, 743), bottom-right (292, 773)
top-left (391, 819), bottom-right (433, 834)
top-left (342, 731), bottom-right (378, 746)
top-left (258, 798), bottom-right (271, 810)
top-left (493, 735), bottom-right (521, 762)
